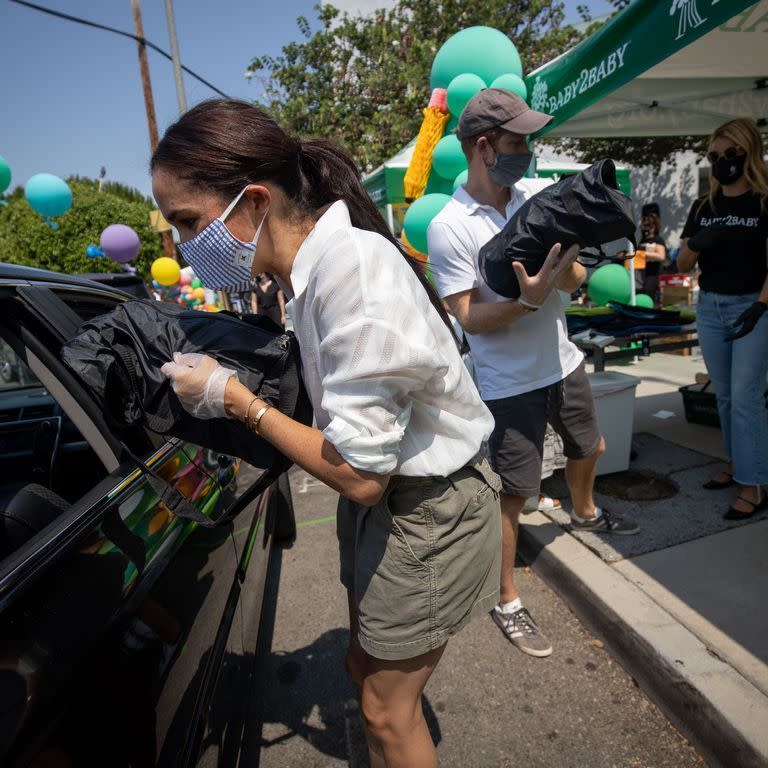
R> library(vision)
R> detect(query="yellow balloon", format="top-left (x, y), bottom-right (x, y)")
top-left (151, 257), bottom-right (181, 286)
top-left (193, 287), bottom-right (206, 300)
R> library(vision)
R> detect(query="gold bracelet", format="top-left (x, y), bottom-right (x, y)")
top-left (250, 404), bottom-right (272, 435)
top-left (244, 396), bottom-right (260, 427)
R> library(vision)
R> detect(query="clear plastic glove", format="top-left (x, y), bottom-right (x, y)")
top-left (160, 352), bottom-right (238, 420)
top-left (513, 242), bottom-right (580, 309)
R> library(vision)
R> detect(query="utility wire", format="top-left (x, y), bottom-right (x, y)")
top-left (9, 0), bottom-right (231, 99)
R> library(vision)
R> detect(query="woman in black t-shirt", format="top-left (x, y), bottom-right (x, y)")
top-left (678, 118), bottom-right (768, 519)
top-left (250, 272), bottom-right (286, 328)
top-left (638, 202), bottom-right (667, 303)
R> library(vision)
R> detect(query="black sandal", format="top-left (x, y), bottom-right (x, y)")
top-left (724, 493), bottom-right (768, 520)
top-left (703, 472), bottom-right (735, 490)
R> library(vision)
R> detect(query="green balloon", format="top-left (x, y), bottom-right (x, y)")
top-left (191, 277), bottom-right (203, 289)
top-left (444, 114), bottom-right (459, 134)
top-left (446, 73), bottom-right (487, 118)
top-left (431, 26), bottom-right (522, 91)
top-left (490, 73), bottom-right (528, 101)
top-left (403, 193), bottom-right (452, 254)
top-left (424, 168), bottom-right (454, 196)
top-left (0, 156), bottom-right (10, 195)
top-left (588, 264), bottom-right (632, 307)
top-left (635, 293), bottom-right (654, 308)
top-left (453, 170), bottom-right (468, 191)
top-left (431, 134), bottom-right (467, 181)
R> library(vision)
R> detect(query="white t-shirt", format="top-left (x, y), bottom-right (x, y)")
top-left (282, 201), bottom-right (494, 477)
top-left (427, 181), bottom-right (583, 401)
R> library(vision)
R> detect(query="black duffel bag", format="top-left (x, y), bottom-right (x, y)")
top-left (479, 159), bottom-right (636, 299)
top-left (61, 300), bottom-right (313, 526)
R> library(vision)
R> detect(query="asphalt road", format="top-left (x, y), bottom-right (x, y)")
top-left (250, 468), bottom-right (705, 768)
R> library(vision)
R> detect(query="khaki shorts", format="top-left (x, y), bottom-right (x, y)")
top-left (337, 456), bottom-right (502, 661)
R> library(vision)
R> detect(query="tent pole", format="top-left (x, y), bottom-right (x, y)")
top-left (386, 204), bottom-right (395, 235)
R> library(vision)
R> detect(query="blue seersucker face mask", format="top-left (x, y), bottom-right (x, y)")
top-left (178, 186), bottom-right (268, 292)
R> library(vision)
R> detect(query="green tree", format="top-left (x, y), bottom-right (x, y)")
top-left (248, 1), bottom-right (583, 173)
top-left (0, 178), bottom-right (162, 277)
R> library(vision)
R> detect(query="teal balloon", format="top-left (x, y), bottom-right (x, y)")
top-left (431, 26), bottom-right (522, 91)
top-left (446, 73), bottom-right (487, 118)
top-left (490, 73), bottom-right (528, 101)
top-left (24, 173), bottom-right (72, 218)
top-left (444, 114), bottom-right (459, 134)
top-left (424, 168), bottom-right (454, 197)
top-left (0, 156), bottom-right (11, 195)
top-left (403, 194), bottom-right (452, 254)
top-left (431, 134), bottom-right (467, 181)
top-left (588, 264), bottom-right (632, 307)
top-left (635, 293), bottom-right (654, 308)
top-left (453, 170), bottom-right (468, 191)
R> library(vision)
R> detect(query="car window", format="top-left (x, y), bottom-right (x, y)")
top-left (0, 338), bottom-right (40, 391)
top-left (52, 288), bottom-right (165, 453)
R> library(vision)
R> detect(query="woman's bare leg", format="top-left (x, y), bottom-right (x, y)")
top-left (359, 645), bottom-right (446, 768)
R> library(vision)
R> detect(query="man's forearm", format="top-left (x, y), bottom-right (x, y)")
top-left (556, 262), bottom-right (586, 294)
top-left (460, 299), bottom-right (529, 334)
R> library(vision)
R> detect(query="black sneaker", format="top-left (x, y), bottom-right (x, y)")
top-left (570, 508), bottom-right (640, 535)
top-left (491, 606), bottom-right (553, 657)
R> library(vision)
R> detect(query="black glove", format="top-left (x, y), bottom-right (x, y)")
top-left (687, 225), bottom-right (727, 253)
top-left (725, 301), bottom-right (768, 341)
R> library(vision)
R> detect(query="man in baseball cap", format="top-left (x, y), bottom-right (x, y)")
top-left (428, 89), bottom-right (640, 659)
top-left (456, 87), bottom-right (554, 140)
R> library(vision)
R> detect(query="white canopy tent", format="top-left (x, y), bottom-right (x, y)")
top-left (527, 0), bottom-right (768, 138)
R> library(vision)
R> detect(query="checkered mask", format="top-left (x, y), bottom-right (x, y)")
top-left (178, 186), bottom-right (268, 292)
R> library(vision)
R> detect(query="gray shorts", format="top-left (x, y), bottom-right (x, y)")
top-left (485, 362), bottom-right (602, 498)
top-left (337, 456), bottom-right (502, 661)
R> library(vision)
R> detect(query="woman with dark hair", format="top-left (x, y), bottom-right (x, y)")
top-left (250, 272), bottom-right (286, 327)
top-left (637, 202), bottom-right (667, 303)
top-left (154, 99), bottom-right (500, 767)
top-left (678, 117), bottom-right (768, 519)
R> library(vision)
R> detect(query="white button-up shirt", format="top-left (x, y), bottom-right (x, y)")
top-left (282, 201), bottom-right (494, 476)
top-left (428, 181), bottom-right (582, 400)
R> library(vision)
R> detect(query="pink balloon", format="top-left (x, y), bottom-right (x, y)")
top-left (100, 224), bottom-right (140, 263)
top-left (179, 272), bottom-right (192, 286)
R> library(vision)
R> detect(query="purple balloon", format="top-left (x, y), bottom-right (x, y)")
top-left (99, 224), bottom-right (140, 263)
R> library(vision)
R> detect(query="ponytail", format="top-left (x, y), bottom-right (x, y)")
top-left (152, 99), bottom-right (456, 339)
top-left (296, 138), bottom-right (456, 338)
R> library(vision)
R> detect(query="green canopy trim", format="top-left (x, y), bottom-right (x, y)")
top-left (526, 0), bottom-right (762, 137)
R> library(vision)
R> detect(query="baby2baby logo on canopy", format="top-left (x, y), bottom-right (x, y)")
top-left (529, 41), bottom-right (630, 115)
top-left (529, 0), bottom-right (723, 117)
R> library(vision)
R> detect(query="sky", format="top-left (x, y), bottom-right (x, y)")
top-left (1, 0), bottom-right (615, 199)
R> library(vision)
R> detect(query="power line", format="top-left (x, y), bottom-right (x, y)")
top-left (9, 0), bottom-right (230, 99)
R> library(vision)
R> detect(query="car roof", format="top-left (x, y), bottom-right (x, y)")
top-left (0, 262), bottom-right (135, 294)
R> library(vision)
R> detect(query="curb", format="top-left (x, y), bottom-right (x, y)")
top-left (518, 510), bottom-right (768, 768)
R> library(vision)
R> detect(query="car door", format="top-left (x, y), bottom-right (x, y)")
top-left (0, 278), bottom-right (276, 767)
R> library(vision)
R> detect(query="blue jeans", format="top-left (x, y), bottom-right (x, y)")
top-left (696, 290), bottom-right (768, 485)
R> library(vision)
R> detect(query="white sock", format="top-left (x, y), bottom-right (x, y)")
top-left (572, 507), bottom-right (603, 522)
top-left (496, 598), bottom-right (523, 614)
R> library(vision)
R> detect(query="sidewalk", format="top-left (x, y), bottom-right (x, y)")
top-left (520, 352), bottom-right (768, 768)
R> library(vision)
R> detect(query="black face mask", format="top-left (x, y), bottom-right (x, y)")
top-left (712, 153), bottom-right (746, 186)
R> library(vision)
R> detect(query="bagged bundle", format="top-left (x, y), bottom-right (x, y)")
top-left (479, 159), bottom-right (636, 298)
top-left (61, 299), bottom-right (312, 484)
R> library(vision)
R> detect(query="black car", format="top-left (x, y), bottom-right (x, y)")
top-left (0, 263), bottom-right (294, 767)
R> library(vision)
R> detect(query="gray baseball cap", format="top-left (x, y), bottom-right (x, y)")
top-left (457, 88), bottom-right (554, 140)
